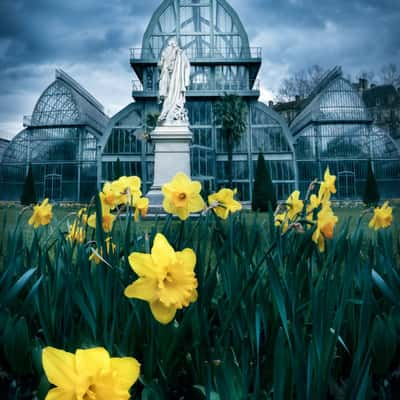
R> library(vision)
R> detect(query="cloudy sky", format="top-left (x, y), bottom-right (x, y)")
top-left (1, 0), bottom-right (399, 140)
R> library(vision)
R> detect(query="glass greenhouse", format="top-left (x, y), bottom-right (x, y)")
top-left (2, 0), bottom-right (400, 202)
top-left (100, 0), bottom-right (297, 201)
top-left (1, 70), bottom-right (108, 201)
top-left (292, 67), bottom-right (400, 199)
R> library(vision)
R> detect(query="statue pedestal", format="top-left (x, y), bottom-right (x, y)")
top-left (146, 123), bottom-right (192, 211)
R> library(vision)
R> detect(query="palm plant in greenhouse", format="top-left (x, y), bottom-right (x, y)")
top-left (214, 94), bottom-right (247, 188)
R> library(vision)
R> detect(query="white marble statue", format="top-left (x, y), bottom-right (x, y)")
top-left (157, 39), bottom-right (190, 124)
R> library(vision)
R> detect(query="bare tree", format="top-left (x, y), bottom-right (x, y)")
top-left (276, 65), bottom-right (326, 102)
top-left (381, 63), bottom-right (400, 87)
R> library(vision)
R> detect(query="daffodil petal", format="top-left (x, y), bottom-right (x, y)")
top-left (176, 207), bottom-right (190, 220)
top-left (189, 195), bottom-right (205, 213)
top-left (75, 347), bottom-right (110, 377)
top-left (128, 253), bottom-right (157, 278)
top-left (152, 233), bottom-right (176, 267)
top-left (42, 347), bottom-right (77, 390)
top-left (150, 300), bottom-right (176, 324)
top-left (176, 248), bottom-right (196, 272)
top-left (174, 172), bottom-right (190, 187)
top-left (214, 206), bottom-right (229, 219)
top-left (110, 357), bottom-right (141, 391)
top-left (162, 198), bottom-right (174, 214)
top-left (189, 181), bottom-right (202, 194)
top-left (45, 387), bottom-right (75, 400)
top-left (87, 214), bottom-right (96, 229)
top-left (124, 277), bottom-right (158, 301)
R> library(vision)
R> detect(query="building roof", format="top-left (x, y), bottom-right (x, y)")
top-left (273, 98), bottom-right (307, 115)
top-left (141, 0), bottom-right (251, 59)
top-left (290, 66), bottom-right (371, 134)
top-left (27, 69), bottom-right (109, 135)
top-left (362, 84), bottom-right (400, 108)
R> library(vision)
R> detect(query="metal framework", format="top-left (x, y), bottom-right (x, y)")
top-left (292, 68), bottom-right (400, 199)
top-left (1, 70), bottom-right (108, 201)
top-left (4, 1), bottom-right (398, 203)
top-left (101, 0), bottom-right (296, 201)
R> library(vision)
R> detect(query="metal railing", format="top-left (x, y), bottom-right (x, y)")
top-left (132, 79), bottom-right (260, 93)
top-left (130, 46), bottom-right (262, 61)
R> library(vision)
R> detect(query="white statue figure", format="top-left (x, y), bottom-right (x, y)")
top-left (157, 39), bottom-right (190, 124)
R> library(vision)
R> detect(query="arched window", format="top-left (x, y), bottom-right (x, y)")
top-left (32, 81), bottom-right (80, 125)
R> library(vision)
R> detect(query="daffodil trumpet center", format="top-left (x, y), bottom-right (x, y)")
top-left (83, 385), bottom-right (96, 400)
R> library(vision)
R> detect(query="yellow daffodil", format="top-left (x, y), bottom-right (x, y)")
top-left (306, 194), bottom-right (320, 223)
top-left (112, 176), bottom-right (142, 206)
top-left (162, 172), bottom-right (205, 220)
top-left (28, 198), bottom-right (53, 229)
top-left (208, 188), bottom-right (242, 219)
top-left (286, 190), bottom-right (304, 220)
top-left (312, 205), bottom-right (338, 252)
top-left (66, 221), bottom-right (85, 244)
top-left (100, 176), bottom-right (142, 209)
top-left (368, 201), bottom-right (393, 230)
top-left (124, 233), bottom-right (198, 324)
top-left (318, 167), bottom-right (336, 203)
top-left (100, 182), bottom-right (121, 210)
top-left (77, 207), bottom-right (88, 225)
top-left (88, 206), bottom-right (116, 233)
top-left (274, 212), bottom-right (289, 233)
top-left (89, 237), bottom-right (116, 264)
top-left (42, 346), bottom-right (140, 399)
top-left (134, 197), bottom-right (149, 222)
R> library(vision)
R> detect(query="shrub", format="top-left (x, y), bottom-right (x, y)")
top-left (363, 159), bottom-right (380, 206)
top-left (252, 152), bottom-right (276, 211)
top-left (20, 163), bottom-right (36, 205)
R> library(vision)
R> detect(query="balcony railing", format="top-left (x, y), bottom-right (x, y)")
top-left (132, 79), bottom-right (260, 93)
top-left (130, 46), bottom-right (262, 61)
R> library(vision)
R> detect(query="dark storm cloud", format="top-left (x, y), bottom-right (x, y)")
top-left (233, 0), bottom-right (400, 74)
top-left (1, 0), bottom-right (399, 139)
top-left (0, 0), bottom-right (153, 69)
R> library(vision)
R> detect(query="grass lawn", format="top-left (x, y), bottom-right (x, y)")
top-left (1, 200), bottom-right (399, 265)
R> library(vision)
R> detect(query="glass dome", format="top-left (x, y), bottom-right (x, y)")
top-left (141, 0), bottom-right (250, 59)
top-left (31, 80), bottom-right (81, 125)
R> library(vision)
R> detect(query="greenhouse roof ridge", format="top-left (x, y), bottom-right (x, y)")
top-left (303, 66), bottom-right (342, 109)
top-left (55, 69), bottom-right (105, 113)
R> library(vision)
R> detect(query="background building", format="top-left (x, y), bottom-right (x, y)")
top-left (361, 83), bottom-right (400, 145)
top-left (273, 96), bottom-right (305, 126)
top-left (1, 0), bottom-right (400, 202)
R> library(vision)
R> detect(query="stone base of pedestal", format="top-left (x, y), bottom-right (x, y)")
top-left (146, 123), bottom-right (192, 212)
